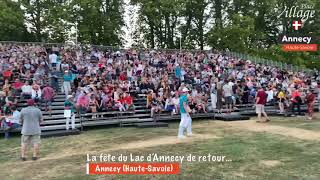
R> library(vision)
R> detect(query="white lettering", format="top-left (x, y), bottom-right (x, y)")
top-left (282, 35), bottom-right (312, 44)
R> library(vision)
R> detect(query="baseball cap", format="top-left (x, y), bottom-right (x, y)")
top-left (27, 99), bottom-right (35, 106)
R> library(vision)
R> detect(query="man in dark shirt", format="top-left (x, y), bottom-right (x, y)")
top-left (255, 86), bottom-right (270, 123)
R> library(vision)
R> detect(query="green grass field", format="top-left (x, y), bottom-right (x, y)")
top-left (1, 114), bottom-right (320, 180)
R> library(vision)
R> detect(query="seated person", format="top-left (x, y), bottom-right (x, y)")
top-left (5, 92), bottom-right (18, 107)
top-left (189, 97), bottom-right (197, 113)
top-left (11, 78), bottom-right (24, 96)
top-left (0, 91), bottom-right (6, 108)
top-left (196, 94), bottom-right (207, 113)
top-left (115, 93), bottom-right (126, 112)
top-left (146, 90), bottom-right (153, 108)
top-left (21, 81), bottom-right (32, 100)
top-left (31, 83), bottom-right (42, 103)
top-left (89, 95), bottom-right (99, 118)
top-left (122, 92), bottom-right (135, 111)
top-left (172, 93), bottom-right (180, 114)
top-left (1, 106), bottom-right (21, 139)
top-left (164, 96), bottom-right (176, 115)
top-left (150, 94), bottom-right (163, 118)
top-left (100, 93), bottom-right (113, 111)
top-left (76, 91), bottom-right (89, 114)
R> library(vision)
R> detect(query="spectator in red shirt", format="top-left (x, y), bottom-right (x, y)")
top-left (12, 78), bottom-right (24, 96)
top-left (122, 92), bottom-right (134, 111)
top-left (290, 88), bottom-right (302, 116)
top-left (119, 72), bottom-right (127, 81)
top-left (255, 86), bottom-right (270, 123)
top-left (3, 69), bottom-right (12, 80)
top-left (42, 84), bottom-right (55, 116)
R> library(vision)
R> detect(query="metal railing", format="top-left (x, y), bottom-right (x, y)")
top-left (225, 51), bottom-right (314, 74)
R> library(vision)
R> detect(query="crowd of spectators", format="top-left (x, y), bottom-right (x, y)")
top-left (0, 43), bottom-right (320, 138)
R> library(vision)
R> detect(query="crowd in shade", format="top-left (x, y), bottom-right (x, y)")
top-left (0, 43), bottom-right (320, 137)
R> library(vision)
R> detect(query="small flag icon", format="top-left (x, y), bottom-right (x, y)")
top-left (292, 21), bottom-right (302, 30)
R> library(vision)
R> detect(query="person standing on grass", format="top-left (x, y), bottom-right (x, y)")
top-left (20, 99), bottom-right (43, 161)
top-left (178, 87), bottom-right (192, 138)
top-left (305, 89), bottom-right (316, 120)
top-left (255, 86), bottom-right (270, 123)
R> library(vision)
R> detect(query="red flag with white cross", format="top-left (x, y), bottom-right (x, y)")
top-left (292, 21), bottom-right (302, 31)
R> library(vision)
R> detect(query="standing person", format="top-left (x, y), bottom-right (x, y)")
top-left (49, 67), bottom-right (60, 91)
top-left (290, 88), bottom-right (302, 116)
top-left (64, 95), bottom-right (76, 130)
top-left (255, 86), bottom-right (270, 123)
top-left (178, 87), bottom-right (192, 138)
top-left (317, 83), bottom-right (320, 112)
top-left (20, 99), bottom-right (43, 161)
top-left (305, 89), bottom-right (316, 120)
top-left (42, 84), bottom-right (55, 116)
top-left (216, 82), bottom-right (223, 114)
top-left (89, 95), bottom-right (98, 119)
top-left (210, 82), bottom-right (217, 110)
top-left (277, 88), bottom-right (286, 114)
top-left (31, 84), bottom-right (42, 103)
top-left (223, 80), bottom-right (233, 113)
top-left (49, 51), bottom-right (58, 70)
top-left (63, 70), bottom-right (72, 97)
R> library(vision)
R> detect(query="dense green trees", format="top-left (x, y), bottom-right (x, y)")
top-left (2, 0), bottom-right (124, 45)
top-left (0, 0), bottom-right (30, 41)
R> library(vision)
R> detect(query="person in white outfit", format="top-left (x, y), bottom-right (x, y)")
top-left (178, 87), bottom-right (192, 138)
top-left (210, 82), bottom-right (217, 110)
top-left (64, 95), bottom-right (76, 130)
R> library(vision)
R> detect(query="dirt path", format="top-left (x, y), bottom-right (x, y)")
top-left (37, 133), bottom-right (219, 162)
top-left (216, 120), bottom-right (320, 141)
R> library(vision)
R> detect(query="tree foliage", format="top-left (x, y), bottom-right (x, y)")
top-left (0, 0), bottom-right (30, 41)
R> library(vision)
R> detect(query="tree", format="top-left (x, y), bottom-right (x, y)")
top-left (72, 0), bottom-right (124, 45)
top-left (208, 15), bottom-right (256, 52)
top-left (19, 0), bottom-right (51, 41)
top-left (0, 0), bottom-right (29, 41)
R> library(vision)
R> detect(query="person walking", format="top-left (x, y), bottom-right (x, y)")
top-left (64, 95), bottom-right (76, 130)
top-left (178, 87), bottom-right (192, 138)
top-left (20, 99), bottom-right (43, 161)
top-left (63, 70), bottom-right (72, 97)
top-left (305, 89), bottom-right (316, 120)
top-left (255, 86), bottom-right (270, 123)
top-left (42, 84), bottom-right (55, 116)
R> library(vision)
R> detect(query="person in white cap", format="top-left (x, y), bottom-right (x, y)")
top-left (178, 87), bottom-right (192, 138)
top-left (64, 95), bottom-right (76, 130)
